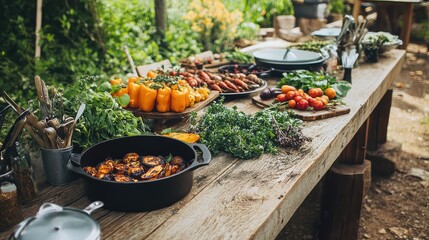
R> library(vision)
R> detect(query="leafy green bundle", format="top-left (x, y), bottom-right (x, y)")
top-left (190, 99), bottom-right (308, 159)
top-left (277, 70), bottom-right (351, 98)
top-left (60, 75), bottom-right (150, 150)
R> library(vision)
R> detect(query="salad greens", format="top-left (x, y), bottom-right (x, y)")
top-left (224, 49), bottom-right (254, 64)
top-left (277, 70), bottom-right (351, 97)
top-left (60, 75), bottom-right (150, 150)
top-left (190, 98), bottom-right (308, 159)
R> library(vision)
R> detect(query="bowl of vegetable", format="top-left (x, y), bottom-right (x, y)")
top-left (362, 32), bottom-right (403, 53)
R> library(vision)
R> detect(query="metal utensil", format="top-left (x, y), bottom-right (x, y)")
top-left (0, 109), bottom-right (29, 173)
top-left (44, 127), bottom-right (58, 149)
top-left (336, 15), bottom-right (355, 45)
top-left (282, 48), bottom-right (291, 60)
top-left (66, 103), bottom-right (86, 147)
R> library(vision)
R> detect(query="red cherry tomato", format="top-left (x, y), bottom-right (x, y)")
top-left (276, 93), bottom-right (287, 102)
top-left (313, 100), bottom-right (325, 111)
top-left (297, 99), bottom-right (309, 110)
top-left (293, 95), bottom-right (303, 103)
top-left (288, 99), bottom-right (296, 108)
top-left (285, 91), bottom-right (295, 100)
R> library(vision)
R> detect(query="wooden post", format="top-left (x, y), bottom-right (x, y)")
top-left (154, 0), bottom-right (167, 49)
top-left (400, 2), bottom-right (413, 50)
top-left (352, 0), bottom-right (362, 21)
top-left (338, 119), bottom-right (369, 165)
top-left (367, 89), bottom-right (393, 151)
top-left (35, 0), bottom-right (43, 58)
top-left (320, 120), bottom-right (371, 240)
top-left (320, 160), bottom-right (371, 240)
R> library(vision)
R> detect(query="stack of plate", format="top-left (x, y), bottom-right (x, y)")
top-left (253, 49), bottom-right (326, 76)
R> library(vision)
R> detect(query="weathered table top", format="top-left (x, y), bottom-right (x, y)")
top-left (1, 50), bottom-right (405, 240)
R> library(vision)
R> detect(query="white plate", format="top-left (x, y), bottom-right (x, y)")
top-left (311, 28), bottom-right (341, 38)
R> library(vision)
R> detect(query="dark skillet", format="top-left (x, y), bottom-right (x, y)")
top-left (68, 135), bottom-right (211, 212)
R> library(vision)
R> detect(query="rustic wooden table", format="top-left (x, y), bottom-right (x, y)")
top-left (1, 50), bottom-right (405, 240)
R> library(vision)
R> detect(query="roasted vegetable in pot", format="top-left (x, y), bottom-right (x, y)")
top-left (141, 155), bottom-right (164, 167)
top-left (83, 152), bottom-right (189, 182)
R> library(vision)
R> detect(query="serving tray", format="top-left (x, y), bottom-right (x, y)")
top-left (251, 95), bottom-right (350, 121)
top-left (129, 91), bottom-right (220, 120)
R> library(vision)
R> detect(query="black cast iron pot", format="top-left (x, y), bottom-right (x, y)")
top-left (67, 135), bottom-right (211, 212)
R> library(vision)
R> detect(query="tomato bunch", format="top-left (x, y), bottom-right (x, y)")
top-left (275, 85), bottom-right (336, 111)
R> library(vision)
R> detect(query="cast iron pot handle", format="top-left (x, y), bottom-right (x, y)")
top-left (187, 143), bottom-right (211, 171)
top-left (66, 153), bottom-right (86, 175)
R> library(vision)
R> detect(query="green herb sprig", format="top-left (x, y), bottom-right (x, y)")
top-left (190, 98), bottom-right (308, 159)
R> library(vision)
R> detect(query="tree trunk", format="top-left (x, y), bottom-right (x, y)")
top-left (154, 0), bottom-right (167, 48)
top-left (35, 0), bottom-right (43, 58)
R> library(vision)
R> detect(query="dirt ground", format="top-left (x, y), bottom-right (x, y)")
top-left (358, 43), bottom-right (429, 240)
top-left (277, 43), bottom-right (429, 240)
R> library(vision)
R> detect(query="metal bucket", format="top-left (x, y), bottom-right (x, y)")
top-left (40, 146), bottom-right (75, 185)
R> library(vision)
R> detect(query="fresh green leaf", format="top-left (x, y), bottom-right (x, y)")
top-left (111, 84), bottom-right (122, 94)
top-left (98, 82), bottom-right (112, 92)
top-left (116, 94), bottom-right (130, 107)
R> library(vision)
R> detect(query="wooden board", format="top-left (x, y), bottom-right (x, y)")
top-left (129, 91), bottom-right (220, 120)
top-left (136, 59), bottom-right (172, 77)
top-left (180, 50), bottom-right (230, 69)
top-left (252, 95), bottom-right (351, 121)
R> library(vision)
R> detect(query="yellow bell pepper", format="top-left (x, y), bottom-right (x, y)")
top-left (197, 87), bottom-right (210, 101)
top-left (171, 85), bottom-right (187, 113)
top-left (110, 77), bottom-right (122, 85)
top-left (127, 82), bottom-right (140, 108)
top-left (138, 83), bottom-right (157, 112)
top-left (187, 86), bottom-right (196, 107)
top-left (156, 85), bottom-right (171, 113)
top-left (112, 87), bottom-right (128, 97)
top-left (194, 91), bottom-right (202, 103)
top-left (147, 71), bottom-right (157, 79)
top-left (128, 76), bottom-right (140, 84)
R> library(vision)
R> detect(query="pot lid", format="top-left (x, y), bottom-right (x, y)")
top-left (253, 49), bottom-right (322, 63)
top-left (13, 202), bottom-right (102, 240)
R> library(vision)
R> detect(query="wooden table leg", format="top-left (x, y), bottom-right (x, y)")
top-left (320, 120), bottom-right (371, 240)
top-left (367, 89), bottom-right (393, 151)
top-left (400, 2), bottom-right (413, 50)
top-left (352, 0), bottom-right (362, 21)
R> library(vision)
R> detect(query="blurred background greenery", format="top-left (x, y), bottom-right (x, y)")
top-left (0, 0), bottom-right (303, 104)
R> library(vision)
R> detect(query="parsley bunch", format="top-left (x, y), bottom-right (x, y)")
top-left (191, 99), bottom-right (307, 159)
top-left (60, 75), bottom-right (151, 150)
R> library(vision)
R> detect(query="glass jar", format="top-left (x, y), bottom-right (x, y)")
top-left (11, 142), bottom-right (39, 203)
top-left (0, 170), bottom-right (23, 231)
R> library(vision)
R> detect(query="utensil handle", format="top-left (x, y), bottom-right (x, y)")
top-left (188, 143), bottom-right (211, 171)
top-left (66, 153), bottom-right (86, 175)
top-left (83, 201), bottom-right (104, 214)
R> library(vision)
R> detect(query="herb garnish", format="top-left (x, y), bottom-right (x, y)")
top-left (190, 98), bottom-right (309, 159)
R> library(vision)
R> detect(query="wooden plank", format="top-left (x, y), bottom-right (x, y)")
top-left (252, 95), bottom-right (351, 121)
top-left (129, 91), bottom-right (219, 120)
top-left (103, 153), bottom-right (239, 239)
top-left (136, 59), bottom-right (172, 77)
top-left (6, 50), bottom-right (405, 240)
